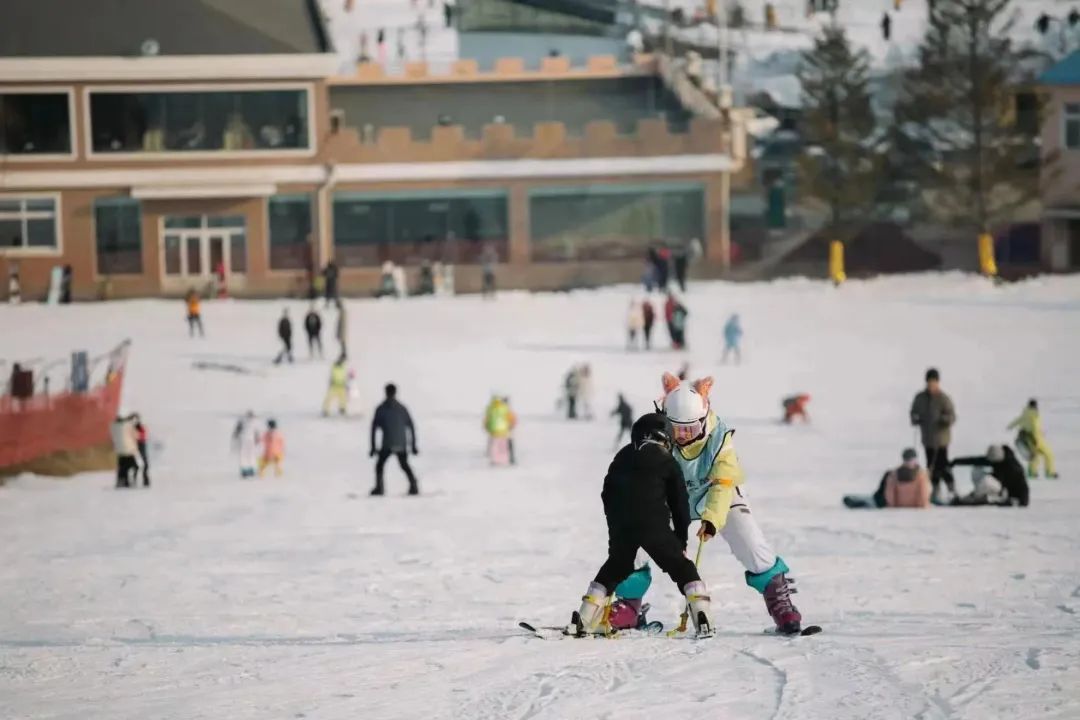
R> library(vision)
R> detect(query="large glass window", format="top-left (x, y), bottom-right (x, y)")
top-left (1065, 103), bottom-right (1080, 150)
top-left (0, 93), bottom-right (71, 155)
top-left (269, 195), bottom-right (313, 270)
top-left (0, 197), bottom-right (59, 252)
top-left (333, 190), bottom-right (508, 267)
top-left (89, 89), bottom-right (309, 154)
top-left (94, 198), bottom-right (143, 274)
top-left (530, 183), bottom-right (704, 262)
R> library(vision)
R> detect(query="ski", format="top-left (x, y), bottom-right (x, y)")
top-left (518, 620), bottom-right (664, 639)
top-left (765, 624), bottom-right (822, 637)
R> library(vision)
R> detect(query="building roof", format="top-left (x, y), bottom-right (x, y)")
top-left (1039, 51), bottom-right (1080, 86)
top-left (0, 0), bottom-right (330, 58)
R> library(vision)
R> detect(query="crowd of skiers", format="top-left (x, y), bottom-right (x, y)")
top-left (625, 294), bottom-right (689, 351)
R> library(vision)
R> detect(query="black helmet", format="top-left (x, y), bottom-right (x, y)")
top-left (631, 412), bottom-right (673, 451)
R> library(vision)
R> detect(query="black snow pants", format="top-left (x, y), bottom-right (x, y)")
top-left (375, 449), bottom-right (418, 493)
top-left (594, 523), bottom-right (700, 594)
top-left (924, 445), bottom-right (956, 494)
top-left (116, 455), bottom-right (138, 488)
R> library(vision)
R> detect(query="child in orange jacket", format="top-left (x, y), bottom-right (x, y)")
top-left (258, 419), bottom-right (285, 477)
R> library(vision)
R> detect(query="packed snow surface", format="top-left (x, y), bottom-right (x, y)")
top-left (2, 275), bottom-right (1080, 719)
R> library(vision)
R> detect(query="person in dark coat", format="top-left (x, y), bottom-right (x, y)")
top-left (304, 305), bottom-right (323, 359)
top-left (641, 300), bottom-right (656, 349)
top-left (369, 383), bottom-right (419, 495)
top-left (611, 393), bottom-right (634, 448)
top-left (274, 309), bottom-right (294, 364)
top-left (950, 445), bottom-right (1030, 507)
top-left (134, 418), bottom-right (150, 487)
top-left (564, 413), bottom-right (714, 637)
top-left (323, 260), bottom-right (340, 307)
top-left (910, 367), bottom-right (957, 498)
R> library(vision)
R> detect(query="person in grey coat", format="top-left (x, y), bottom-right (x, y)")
top-left (910, 367), bottom-right (956, 498)
top-left (369, 383), bottom-right (419, 495)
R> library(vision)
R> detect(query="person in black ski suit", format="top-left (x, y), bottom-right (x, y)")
top-left (369, 383), bottom-right (419, 495)
top-left (566, 413), bottom-right (714, 636)
top-left (304, 305), bottom-right (323, 359)
top-left (950, 444), bottom-right (1030, 507)
top-left (611, 393), bottom-right (634, 449)
top-left (274, 309), bottom-right (294, 364)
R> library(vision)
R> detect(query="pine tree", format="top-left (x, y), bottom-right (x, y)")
top-left (895, 0), bottom-right (1042, 232)
top-left (797, 23), bottom-right (881, 232)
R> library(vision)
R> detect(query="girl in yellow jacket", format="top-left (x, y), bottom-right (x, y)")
top-left (1008, 399), bottom-right (1058, 478)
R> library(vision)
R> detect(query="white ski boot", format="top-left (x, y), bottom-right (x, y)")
top-left (565, 582), bottom-right (611, 637)
top-left (684, 581), bottom-right (715, 639)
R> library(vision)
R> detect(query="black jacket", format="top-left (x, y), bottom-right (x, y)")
top-left (278, 317), bottom-right (292, 342)
top-left (612, 398), bottom-right (633, 428)
top-left (952, 446), bottom-right (1029, 506)
top-left (601, 443), bottom-right (691, 547)
top-left (304, 311), bottom-right (322, 337)
top-left (371, 398), bottom-right (416, 452)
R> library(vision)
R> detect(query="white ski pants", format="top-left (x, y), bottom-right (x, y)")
top-left (715, 487), bottom-right (777, 576)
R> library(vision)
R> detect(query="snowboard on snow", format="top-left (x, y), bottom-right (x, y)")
top-left (518, 620), bottom-right (822, 640)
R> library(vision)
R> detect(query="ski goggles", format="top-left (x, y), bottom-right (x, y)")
top-left (670, 415), bottom-right (708, 446)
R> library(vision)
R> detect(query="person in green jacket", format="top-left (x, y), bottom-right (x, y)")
top-left (1008, 399), bottom-right (1058, 479)
top-left (322, 359), bottom-right (351, 416)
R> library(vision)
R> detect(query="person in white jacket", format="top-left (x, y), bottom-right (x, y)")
top-left (232, 411), bottom-right (259, 478)
top-left (110, 413), bottom-right (140, 488)
top-left (627, 299), bottom-right (644, 350)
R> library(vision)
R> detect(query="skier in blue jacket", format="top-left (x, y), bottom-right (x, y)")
top-left (722, 313), bottom-right (743, 364)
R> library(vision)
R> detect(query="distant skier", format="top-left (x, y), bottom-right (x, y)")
top-left (641, 299), bottom-right (656, 350)
top-left (782, 394), bottom-right (811, 424)
top-left (1008, 399), bottom-right (1058, 478)
top-left (322, 358), bottom-right (351, 416)
top-left (323, 259), bottom-right (339, 308)
top-left (564, 413), bottom-right (714, 638)
top-left (134, 417), bottom-right (151, 487)
top-left (577, 363), bottom-right (594, 420)
top-left (722, 313), bottom-right (743, 365)
top-left (232, 410), bottom-right (259, 478)
top-left (950, 445), bottom-right (1029, 507)
top-left (673, 244), bottom-right (689, 292)
top-left (335, 300), bottom-right (348, 361)
top-left (611, 393), bottom-right (634, 448)
top-left (258, 419), bottom-right (285, 477)
top-left (185, 289), bottom-right (204, 337)
top-left (481, 242), bottom-right (498, 299)
top-left (110, 413), bottom-right (139, 489)
top-left (665, 293), bottom-right (688, 349)
top-left (274, 309), bottom-right (294, 364)
top-left (484, 395), bottom-right (516, 465)
top-left (370, 383), bottom-right (420, 496)
top-left (843, 448), bottom-right (931, 509)
top-left (660, 373), bottom-right (805, 634)
top-left (626, 299), bottom-right (644, 350)
top-left (304, 305), bottom-right (323, 359)
top-left (910, 368), bottom-right (957, 500)
top-left (881, 12), bottom-right (891, 41)
top-left (563, 367), bottom-right (580, 419)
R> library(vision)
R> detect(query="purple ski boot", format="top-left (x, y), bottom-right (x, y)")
top-left (763, 573), bottom-right (802, 635)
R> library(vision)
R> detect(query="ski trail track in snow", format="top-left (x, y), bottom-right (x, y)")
top-left (3, 275), bottom-right (1080, 719)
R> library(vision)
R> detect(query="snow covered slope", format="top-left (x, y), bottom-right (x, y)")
top-left (2, 275), bottom-right (1080, 719)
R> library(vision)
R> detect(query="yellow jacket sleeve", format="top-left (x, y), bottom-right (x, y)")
top-left (701, 445), bottom-right (744, 530)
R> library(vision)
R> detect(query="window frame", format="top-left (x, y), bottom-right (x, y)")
top-left (0, 192), bottom-right (63, 256)
top-left (84, 82), bottom-right (317, 161)
top-left (1063, 101), bottom-right (1080, 151)
top-left (0, 86), bottom-right (77, 161)
top-left (266, 193), bottom-right (315, 274)
top-left (91, 197), bottom-right (144, 277)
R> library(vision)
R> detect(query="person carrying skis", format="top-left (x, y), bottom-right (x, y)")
top-left (232, 410), bottom-right (259, 478)
top-left (722, 313), bottom-right (743, 364)
top-left (611, 393), bottom-right (634, 449)
top-left (566, 413), bottom-right (714, 638)
top-left (274, 309), bottom-right (294, 364)
top-left (304, 305), bottom-right (323, 360)
top-left (258, 419), bottom-right (285, 477)
top-left (1008, 399), bottom-right (1058, 479)
top-left (950, 444), bottom-right (1029, 507)
top-left (322, 358), bottom-right (350, 416)
top-left (659, 373), bottom-right (804, 635)
top-left (370, 383), bottom-right (420, 495)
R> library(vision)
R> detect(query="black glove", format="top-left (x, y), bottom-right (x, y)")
top-left (697, 521), bottom-right (717, 541)
top-left (412, 446), bottom-right (419, 456)
top-left (369, 448), bottom-right (377, 457)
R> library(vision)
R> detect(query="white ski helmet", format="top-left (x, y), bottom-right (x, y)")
top-left (661, 379), bottom-right (711, 447)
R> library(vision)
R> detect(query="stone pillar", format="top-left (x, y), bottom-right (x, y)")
top-left (508, 183), bottom-right (530, 265)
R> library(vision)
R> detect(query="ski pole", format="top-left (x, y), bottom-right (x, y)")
top-left (674, 538), bottom-right (706, 634)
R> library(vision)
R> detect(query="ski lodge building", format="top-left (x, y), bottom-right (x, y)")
top-left (0, 0), bottom-right (742, 299)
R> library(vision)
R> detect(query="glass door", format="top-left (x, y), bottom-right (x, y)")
top-left (208, 234), bottom-right (226, 277)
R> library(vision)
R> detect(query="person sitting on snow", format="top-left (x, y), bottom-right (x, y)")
top-left (843, 448), bottom-right (931, 509)
top-left (566, 413), bottom-right (714, 637)
top-left (782, 394), bottom-right (811, 424)
top-left (1008, 399), bottom-right (1058, 479)
top-left (950, 445), bottom-right (1029, 507)
top-left (660, 373), bottom-right (805, 635)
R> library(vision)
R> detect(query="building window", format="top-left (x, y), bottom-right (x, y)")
top-left (333, 190), bottom-right (508, 267)
top-left (89, 89), bottom-right (309, 154)
top-left (94, 198), bottom-right (143, 275)
top-left (0, 196), bottom-right (60, 253)
top-left (1065, 103), bottom-right (1080, 150)
top-left (529, 183), bottom-right (704, 262)
top-left (0, 92), bottom-right (72, 155)
top-left (269, 195), bottom-right (313, 270)
top-left (162, 215), bottom-right (247, 278)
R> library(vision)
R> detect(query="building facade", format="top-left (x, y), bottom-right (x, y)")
top-left (1, 1), bottom-right (741, 300)
top-left (1040, 52), bottom-right (1080, 271)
